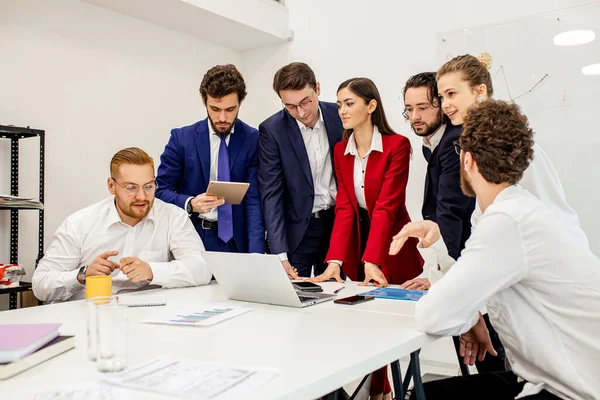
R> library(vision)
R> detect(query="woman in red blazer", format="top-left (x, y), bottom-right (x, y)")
top-left (310, 77), bottom-right (423, 399)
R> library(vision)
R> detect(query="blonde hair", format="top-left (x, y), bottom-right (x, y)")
top-left (437, 53), bottom-right (494, 97)
top-left (110, 147), bottom-right (154, 178)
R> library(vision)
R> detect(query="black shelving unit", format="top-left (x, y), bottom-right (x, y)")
top-left (0, 125), bottom-right (45, 310)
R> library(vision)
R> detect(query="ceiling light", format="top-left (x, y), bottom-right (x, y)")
top-left (582, 63), bottom-right (600, 75)
top-left (553, 30), bottom-right (595, 46)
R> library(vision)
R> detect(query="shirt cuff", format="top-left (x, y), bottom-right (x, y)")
top-left (417, 237), bottom-right (454, 284)
top-left (277, 253), bottom-right (288, 262)
top-left (149, 262), bottom-right (169, 286)
top-left (68, 268), bottom-right (85, 291)
top-left (184, 197), bottom-right (193, 216)
top-left (326, 260), bottom-right (343, 266)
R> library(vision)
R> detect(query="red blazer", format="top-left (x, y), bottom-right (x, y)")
top-left (326, 133), bottom-right (423, 284)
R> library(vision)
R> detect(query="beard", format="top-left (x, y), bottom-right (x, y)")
top-left (411, 112), bottom-right (443, 137)
top-left (115, 196), bottom-right (153, 221)
top-left (209, 114), bottom-right (238, 138)
top-left (460, 156), bottom-right (476, 197)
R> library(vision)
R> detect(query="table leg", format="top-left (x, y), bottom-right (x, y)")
top-left (411, 350), bottom-right (426, 400)
top-left (390, 360), bottom-right (405, 400)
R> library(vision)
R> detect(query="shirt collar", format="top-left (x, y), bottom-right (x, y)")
top-left (344, 125), bottom-right (384, 156)
top-left (296, 106), bottom-right (324, 131)
top-left (423, 123), bottom-right (446, 151)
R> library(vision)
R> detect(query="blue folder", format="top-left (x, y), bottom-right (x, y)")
top-left (357, 287), bottom-right (426, 301)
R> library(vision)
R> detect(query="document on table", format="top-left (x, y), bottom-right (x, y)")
top-left (142, 303), bottom-right (252, 327)
top-left (22, 382), bottom-right (133, 400)
top-left (102, 356), bottom-right (281, 399)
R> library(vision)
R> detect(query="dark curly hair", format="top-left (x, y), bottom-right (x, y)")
top-left (402, 72), bottom-right (449, 124)
top-left (460, 99), bottom-right (534, 185)
top-left (199, 64), bottom-right (247, 103)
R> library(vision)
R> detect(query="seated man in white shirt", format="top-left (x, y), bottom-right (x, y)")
top-left (390, 100), bottom-right (600, 400)
top-left (33, 147), bottom-right (212, 302)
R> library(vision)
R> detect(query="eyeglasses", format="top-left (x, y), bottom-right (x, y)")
top-left (453, 140), bottom-right (462, 155)
top-left (111, 178), bottom-right (157, 196)
top-left (283, 94), bottom-right (315, 114)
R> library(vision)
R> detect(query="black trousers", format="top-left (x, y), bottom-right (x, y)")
top-left (288, 207), bottom-right (335, 277)
top-left (409, 371), bottom-right (563, 400)
top-left (475, 314), bottom-right (507, 373)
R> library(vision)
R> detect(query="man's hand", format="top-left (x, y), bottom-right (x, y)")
top-left (85, 250), bottom-right (120, 281)
top-left (191, 194), bottom-right (225, 214)
top-left (400, 277), bottom-right (431, 290)
top-left (389, 221), bottom-right (441, 255)
top-left (307, 262), bottom-right (344, 284)
top-left (120, 257), bottom-right (154, 283)
top-left (282, 260), bottom-right (301, 280)
top-left (360, 262), bottom-right (388, 287)
top-left (460, 313), bottom-right (498, 366)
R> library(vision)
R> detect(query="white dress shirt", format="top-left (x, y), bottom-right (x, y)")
top-left (416, 185), bottom-right (600, 399)
top-left (471, 143), bottom-right (588, 247)
top-left (33, 197), bottom-right (212, 302)
top-left (184, 125), bottom-right (233, 222)
top-left (422, 123), bottom-right (446, 152)
top-left (344, 126), bottom-right (384, 209)
top-left (278, 108), bottom-right (336, 262)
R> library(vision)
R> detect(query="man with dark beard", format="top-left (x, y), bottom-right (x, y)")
top-left (156, 65), bottom-right (265, 254)
top-left (33, 148), bottom-right (212, 302)
top-left (401, 72), bottom-right (475, 289)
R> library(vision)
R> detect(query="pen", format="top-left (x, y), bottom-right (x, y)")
top-left (333, 286), bottom-right (345, 294)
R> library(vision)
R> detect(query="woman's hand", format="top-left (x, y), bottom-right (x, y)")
top-left (360, 262), bottom-right (388, 287)
top-left (306, 262), bottom-right (344, 284)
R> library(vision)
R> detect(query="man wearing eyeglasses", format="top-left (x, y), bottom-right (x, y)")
top-left (258, 62), bottom-right (343, 279)
top-left (32, 147), bottom-right (212, 302)
top-left (401, 72), bottom-right (475, 290)
top-left (156, 64), bottom-right (265, 255)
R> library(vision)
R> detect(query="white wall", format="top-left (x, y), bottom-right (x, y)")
top-left (242, 0), bottom-right (600, 367)
top-left (0, 0), bottom-right (241, 308)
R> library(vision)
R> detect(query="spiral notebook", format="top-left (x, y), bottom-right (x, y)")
top-left (120, 296), bottom-right (166, 307)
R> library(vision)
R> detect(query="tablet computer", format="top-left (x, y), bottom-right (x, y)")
top-left (206, 181), bottom-right (250, 205)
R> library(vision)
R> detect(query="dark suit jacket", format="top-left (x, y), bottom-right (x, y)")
top-left (326, 134), bottom-right (423, 284)
top-left (258, 101), bottom-right (343, 255)
top-left (422, 124), bottom-right (475, 260)
top-left (155, 118), bottom-right (265, 254)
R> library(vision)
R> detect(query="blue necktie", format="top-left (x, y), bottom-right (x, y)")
top-left (217, 136), bottom-right (233, 243)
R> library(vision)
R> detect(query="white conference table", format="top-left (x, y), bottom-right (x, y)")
top-left (1, 281), bottom-right (439, 400)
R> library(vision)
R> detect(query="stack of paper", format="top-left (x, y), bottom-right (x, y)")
top-left (0, 194), bottom-right (43, 209)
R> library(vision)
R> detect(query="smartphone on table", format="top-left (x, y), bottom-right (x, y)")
top-left (292, 281), bottom-right (323, 292)
top-left (333, 295), bottom-right (375, 305)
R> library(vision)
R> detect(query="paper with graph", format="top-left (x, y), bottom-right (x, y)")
top-left (142, 304), bottom-right (252, 327)
top-left (101, 356), bottom-right (281, 399)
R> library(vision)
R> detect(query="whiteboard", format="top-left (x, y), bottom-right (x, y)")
top-left (437, 4), bottom-right (600, 256)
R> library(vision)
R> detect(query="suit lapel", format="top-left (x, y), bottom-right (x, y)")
top-left (322, 102), bottom-right (342, 168)
top-left (284, 113), bottom-right (313, 188)
top-left (194, 120), bottom-right (211, 185)
top-left (227, 121), bottom-right (243, 170)
top-left (341, 150), bottom-right (359, 213)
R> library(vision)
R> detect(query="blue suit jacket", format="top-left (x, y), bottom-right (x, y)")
top-left (422, 124), bottom-right (475, 260)
top-left (156, 118), bottom-right (265, 254)
top-left (258, 102), bottom-right (343, 255)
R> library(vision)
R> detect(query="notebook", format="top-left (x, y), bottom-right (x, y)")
top-left (120, 296), bottom-right (166, 307)
top-left (357, 287), bottom-right (426, 301)
top-left (0, 324), bottom-right (61, 363)
top-left (0, 335), bottom-right (75, 380)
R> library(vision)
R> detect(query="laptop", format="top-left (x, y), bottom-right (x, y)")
top-left (206, 252), bottom-right (336, 308)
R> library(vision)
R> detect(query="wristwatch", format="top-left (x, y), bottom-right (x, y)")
top-left (186, 198), bottom-right (193, 216)
top-left (77, 265), bottom-right (87, 284)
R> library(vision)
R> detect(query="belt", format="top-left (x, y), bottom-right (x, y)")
top-left (200, 218), bottom-right (218, 230)
top-left (311, 207), bottom-right (333, 219)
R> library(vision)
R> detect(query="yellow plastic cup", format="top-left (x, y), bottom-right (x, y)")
top-left (86, 275), bottom-right (112, 299)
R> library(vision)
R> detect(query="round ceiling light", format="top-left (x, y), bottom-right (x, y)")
top-left (582, 63), bottom-right (600, 75)
top-left (553, 30), bottom-right (596, 46)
